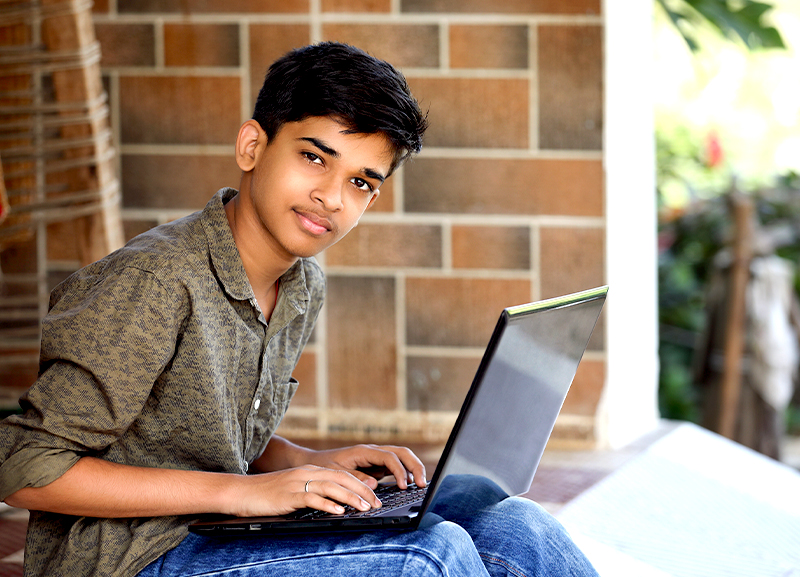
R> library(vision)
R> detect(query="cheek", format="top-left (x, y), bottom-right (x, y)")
top-left (255, 167), bottom-right (304, 202)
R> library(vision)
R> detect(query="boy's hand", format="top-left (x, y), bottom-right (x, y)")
top-left (227, 465), bottom-right (382, 518)
top-left (235, 439), bottom-right (427, 518)
top-left (304, 444), bottom-right (427, 491)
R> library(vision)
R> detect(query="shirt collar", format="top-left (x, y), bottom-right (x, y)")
top-left (201, 188), bottom-right (310, 314)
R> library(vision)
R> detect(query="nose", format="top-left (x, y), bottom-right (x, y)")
top-left (312, 175), bottom-right (344, 212)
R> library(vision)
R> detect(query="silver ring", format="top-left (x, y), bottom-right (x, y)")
top-left (304, 479), bottom-right (313, 493)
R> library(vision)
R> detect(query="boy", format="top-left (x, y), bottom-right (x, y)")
top-left (0, 43), bottom-right (598, 576)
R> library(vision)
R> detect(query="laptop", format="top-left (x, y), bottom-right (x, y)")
top-left (189, 285), bottom-right (608, 536)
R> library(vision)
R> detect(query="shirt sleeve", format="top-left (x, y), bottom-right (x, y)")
top-left (0, 264), bottom-right (187, 500)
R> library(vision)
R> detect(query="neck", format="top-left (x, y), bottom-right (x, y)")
top-left (224, 192), bottom-right (296, 297)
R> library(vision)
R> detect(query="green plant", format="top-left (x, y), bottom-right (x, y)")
top-left (656, 0), bottom-right (785, 51)
top-left (657, 151), bottom-right (800, 423)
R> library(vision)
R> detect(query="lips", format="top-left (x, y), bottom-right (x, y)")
top-left (295, 209), bottom-right (333, 236)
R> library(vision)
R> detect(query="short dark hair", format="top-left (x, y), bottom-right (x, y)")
top-left (252, 42), bottom-right (428, 174)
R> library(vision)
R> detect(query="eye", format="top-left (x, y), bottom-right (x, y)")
top-left (302, 151), bottom-right (323, 165)
top-left (351, 177), bottom-right (374, 193)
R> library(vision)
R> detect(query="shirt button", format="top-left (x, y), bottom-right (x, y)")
top-left (254, 399), bottom-right (261, 410)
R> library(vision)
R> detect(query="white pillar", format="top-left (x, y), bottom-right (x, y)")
top-left (599, 0), bottom-right (661, 447)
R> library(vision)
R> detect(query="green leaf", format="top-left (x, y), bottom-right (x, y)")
top-left (658, 0), bottom-right (786, 51)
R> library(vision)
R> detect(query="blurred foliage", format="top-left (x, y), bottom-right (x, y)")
top-left (657, 130), bottom-right (800, 427)
top-left (655, 0), bottom-right (798, 432)
top-left (656, 0), bottom-right (785, 51)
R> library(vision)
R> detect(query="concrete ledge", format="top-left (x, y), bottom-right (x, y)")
top-left (557, 422), bottom-right (800, 576)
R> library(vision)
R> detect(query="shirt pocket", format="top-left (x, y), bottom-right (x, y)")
top-left (271, 377), bottom-right (299, 418)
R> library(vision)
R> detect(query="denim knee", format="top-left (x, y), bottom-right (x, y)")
top-left (479, 498), bottom-right (598, 577)
top-left (411, 519), bottom-right (489, 576)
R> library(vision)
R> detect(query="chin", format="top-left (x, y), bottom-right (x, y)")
top-left (284, 239), bottom-right (332, 260)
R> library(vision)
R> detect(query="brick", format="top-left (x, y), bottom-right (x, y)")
top-left (408, 78), bottom-right (527, 148)
top-left (322, 0), bottom-right (391, 11)
top-left (277, 413), bottom-right (318, 431)
top-left (368, 176), bottom-right (393, 213)
top-left (539, 226), bottom-right (604, 299)
top-left (120, 0), bottom-right (308, 13)
top-left (325, 223), bottom-right (442, 268)
top-left (327, 276), bottom-right (397, 409)
top-left (92, 0), bottom-right (109, 12)
top-left (291, 351), bottom-right (317, 407)
top-left (121, 154), bottom-right (242, 209)
top-left (249, 24), bottom-right (311, 108)
top-left (539, 225), bottom-right (607, 351)
top-left (123, 219), bottom-right (159, 242)
top-left (321, 24), bottom-right (439, 68)
top-left (452, 225), bottom-right (530, 270)
top-left (538, 25), bottom-right (603, 150)
top-left (562, 358), bottom-right (604, 415)
top-left (164, 24), bottom-right (240, 67)
top-left (405, 158), bottom-right (603, 217)
top-left (406, 355), bottom-right (480, 411)
top-left (95, 24), bottom-right (155, 67)
top-left (406, 277), bottom-right (530, 347)
top-left (119, 76), bottom-right (241, 145)
top-left (402, 0), bottom-right (599, 14)
top-left (450, 25), bottom-right (528, 69)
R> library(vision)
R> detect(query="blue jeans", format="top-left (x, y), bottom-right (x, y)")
top-left (139, 476), bottom-right (598, 577)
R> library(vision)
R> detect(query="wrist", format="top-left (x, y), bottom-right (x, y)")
top-left (212, 472), bottom-right (248, 516)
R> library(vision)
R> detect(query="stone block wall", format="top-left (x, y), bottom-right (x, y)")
top-left (1, 0), bottom-right (606, 446)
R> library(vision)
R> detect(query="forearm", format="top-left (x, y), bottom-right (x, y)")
top-left (4, 456), bottom-right (239, 518)
top-left (3, 439), bottom-right (400, 519)
top-left (250, 435), bottom-right (313, 473)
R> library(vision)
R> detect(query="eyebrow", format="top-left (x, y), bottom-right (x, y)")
top-left (299, 136), bottom-right (386, 185)
top-left (300, 137), bottom-right (339, 158)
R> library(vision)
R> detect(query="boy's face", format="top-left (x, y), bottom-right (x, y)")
top-left (245, 116), bottom-right (391, 260)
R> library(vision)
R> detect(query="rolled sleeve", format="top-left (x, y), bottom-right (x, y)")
top-left (0, 264), bottom-right (186, 500)
top-left (0, 447), bottom-right (80, 501)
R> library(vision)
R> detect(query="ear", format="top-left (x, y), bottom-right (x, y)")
top-left (235, 120), bottom-right (264, 172)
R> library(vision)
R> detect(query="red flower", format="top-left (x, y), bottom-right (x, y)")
top-left (705, 130), bottom-right (723, 168)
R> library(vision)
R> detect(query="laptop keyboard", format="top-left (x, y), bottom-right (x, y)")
top-left (292, 483), bottom-right (427, 519)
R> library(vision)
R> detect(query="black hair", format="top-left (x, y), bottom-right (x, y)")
top-left (252, 42), bottom-right (428, 174)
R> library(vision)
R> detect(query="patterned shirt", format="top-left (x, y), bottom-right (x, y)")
top-left (0, 188), bottom-right (325, 576)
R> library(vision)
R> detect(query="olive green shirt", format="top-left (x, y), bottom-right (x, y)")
top-left (0, 188), bottom-right (325, 576)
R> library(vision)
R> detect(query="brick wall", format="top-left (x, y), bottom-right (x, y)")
top-left (2, 0), bottom-right (606, 445)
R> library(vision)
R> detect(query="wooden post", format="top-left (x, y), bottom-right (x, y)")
top-left (718, 193), bottom-right (754, 439)
top-left (39, 0), bottom-right (123, 264)
top-left (0, 153), bottom-right (7, 225)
